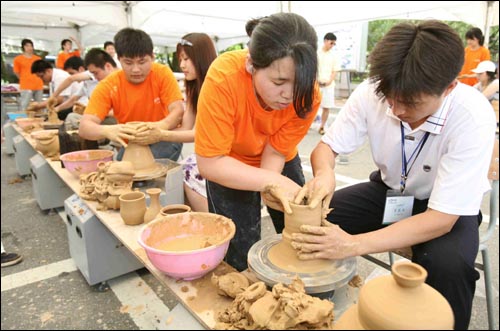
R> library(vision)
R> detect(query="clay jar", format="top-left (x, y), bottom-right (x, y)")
top-left (333, 262), bottom-right (454, 330)
top-left (282, 202), bottom-right (322, 246)
top-left (119, 191), bottom-right (147, 226)
top-left (122, 143), bottom-right (158, 175)
top-left (31, 130), bottom-right (60, 157)
top-left (144, 188), bottom-right (162, 223)
top-left (159, 204), bottom-right (191, 217)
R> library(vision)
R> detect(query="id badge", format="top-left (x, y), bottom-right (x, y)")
top-left (382, 190), bottom-right (414, 224)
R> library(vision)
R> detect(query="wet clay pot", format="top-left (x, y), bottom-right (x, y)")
top-left (121, 142), bottom-right (158, 175)
top-left (159, 204), bottom-right (191, 217)
top-left (333, 262), bottom-right (454, 330)
top-left (282, 202), bottom-right (322, 245)
top-left (119, 191), bottom-right (146, 226)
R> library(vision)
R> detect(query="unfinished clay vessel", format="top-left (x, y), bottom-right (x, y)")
top-left (119, 191), bottom-right (146, 226)
top-left (282, 201), bottom-right (322, 245)
top-left (31, 129), bottom-right (59, 157)
top-left (144, 188), bottom-right (162, 223)
top-left (159, 204), bottom-right (191, 217)
top-left (333, 262), bottom-right (453, 330)
top-left (122, 143), bottom-right (158, 175)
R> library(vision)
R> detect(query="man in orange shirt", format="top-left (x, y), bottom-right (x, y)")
top-left (79, 28), bottom-right (184, 161)
top-left (56, 36), bottom-right (83, 69)
top-left (195, 13), bottom-right (321, 271)
top-left (13, 39), bottom-right (44, 111)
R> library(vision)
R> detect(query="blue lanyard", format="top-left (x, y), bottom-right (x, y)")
top-left (400, 122), bottom-right (430, 193)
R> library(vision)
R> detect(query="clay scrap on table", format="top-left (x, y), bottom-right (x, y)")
top-left (216, 277), bottom-right (334, 330)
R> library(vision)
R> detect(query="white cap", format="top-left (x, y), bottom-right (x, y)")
top-left (471, 60), bottom-right (497, 73)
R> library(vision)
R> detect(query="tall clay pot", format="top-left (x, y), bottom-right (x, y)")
top-left (282, 202), bottom-right (322, 246)
top-left (333, 262), bottom-right (454, 330)
top-left (144, 188), bottom-right (162, 223)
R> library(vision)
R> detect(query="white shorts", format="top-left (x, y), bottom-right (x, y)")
top-left (181, 153), bottom-right (207, 198)
top-left (320, 84), bottom-right (335, 108)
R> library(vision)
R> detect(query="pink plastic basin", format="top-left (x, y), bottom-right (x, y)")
top-left (138, 212), bottom-right (236, 280)
top-left (60, 149), bottom-right (114, 178)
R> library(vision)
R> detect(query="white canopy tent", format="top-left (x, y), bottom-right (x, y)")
top-left (1, 1), bottom-right (498, 66)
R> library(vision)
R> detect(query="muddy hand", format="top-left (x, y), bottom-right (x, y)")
top-left (263, 184), bottom-right (292, 214)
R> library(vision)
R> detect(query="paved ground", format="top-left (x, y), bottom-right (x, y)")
top-left (1, 105), bottom-right (498, 329)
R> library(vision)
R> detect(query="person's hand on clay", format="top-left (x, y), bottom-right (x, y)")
top-left (290, 220), bottom-right (356, 260)
top-left (261, 184), bottom-right (293, 214)
top-left (101, 124), bottom-right (136, 148)
top-left (128, 122), bottom-right (165, 145)
top-left (46, 97), bottom-right (58, 110)
top-left (72, 102), bottom-right (86, 115)
top-left (295, 171), bottom-right (335, 219)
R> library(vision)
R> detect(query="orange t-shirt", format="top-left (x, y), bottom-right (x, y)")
top-left (195, 50), bottom-right (320, 167)
top-left (13, 54), bottom-right (43, 90)
top-left (56, 50), bottom-right (81, 69)
top-left (458, 46), bottom-right (490, 86)
top-left (85, 62), bottom-right (183, 123)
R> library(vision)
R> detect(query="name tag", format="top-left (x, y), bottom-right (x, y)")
top-left (382, 190), bottom-right (414, 224)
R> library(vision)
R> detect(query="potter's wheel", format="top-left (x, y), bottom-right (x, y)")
top-left (248, 234), bottom-right (356, 294)
top-left (132, 162), bottom-right (168, 181)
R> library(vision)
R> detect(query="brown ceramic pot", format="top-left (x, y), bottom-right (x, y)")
top-left (159, 204), bottom-right (191, 217)
top-left (333, 262), bottom-right (454, 330)
top-left (119, 191), bottom-right (146, 226)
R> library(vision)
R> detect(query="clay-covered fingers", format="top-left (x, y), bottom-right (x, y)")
top-left (290, 241), bottom-right (323, 253)
top-left (262, 184), bottom-right (292, 214)
top-left (293, 186), bottom-right (309, 205)
top-left (297, 251), bottom-right (329, 260)
top-left (307, 186), bottom-right (329, 209)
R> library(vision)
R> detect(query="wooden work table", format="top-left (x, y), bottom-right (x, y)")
top-left (12, 124), bottom-right (234, 329)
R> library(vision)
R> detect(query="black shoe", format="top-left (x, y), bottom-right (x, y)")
top-left (1, 252), bottom-right (23, 267)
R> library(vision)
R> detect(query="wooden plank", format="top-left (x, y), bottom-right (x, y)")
top-left (12, 124), bottom-right (234, 329)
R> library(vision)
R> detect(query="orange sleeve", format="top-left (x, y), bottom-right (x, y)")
top-left (156, 64), bottom-right (184, 108)
top-left (195, 68), bottom-right (236, 158)
top-left (84, 76), bottom-right (115, 121)
top-left (13, 56), bottom-right (21, 74)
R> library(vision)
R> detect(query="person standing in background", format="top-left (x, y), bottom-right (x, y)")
top-left (56, 36), bottom-right (83, 69)
top-left (104, 41), bottom-right (121, 69)
top-left (13, 39), bottom-right (43, 111)
top-left (317, 32), bottom-right (340, 135)
top-left (457, 27), bottom-right (490, 86)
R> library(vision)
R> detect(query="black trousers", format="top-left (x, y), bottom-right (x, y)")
top-left (328, 170), bottom-right (480, 330)
top-left (206, 154), bottom-right (305, 271)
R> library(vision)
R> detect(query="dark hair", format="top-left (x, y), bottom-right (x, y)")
top-left (31, 59), bottom-right (53, 74)
top-left (84, 48), bottom-right (116, 68)
top-left (176, 33), bottom-right (217, 114)
top-left (63, 56), bottom-right (84, 71)
top-left (61, 39), bottom-right (72, 50)
top-left (114, 28), bottom-right (153, 58)
top-left (485, 71), bottom-right (496, 84)
top-left (248, 13), bottom-right (317, 117)
top-left (324, 33), bottom-right (337, 41)
top-left (465, 27), bottom-right (485, 46)
top-left (245, 18), bottom-right (263, 37)
top-left (103, 41), bottom-right (114, 49)
top-left (369, 20), bottom-right (464, 106)
top-left (21, 39), bottom-right (33, 51)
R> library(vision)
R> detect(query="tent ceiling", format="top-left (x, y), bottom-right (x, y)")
top-left (1, 1), bottom-right (498, 53)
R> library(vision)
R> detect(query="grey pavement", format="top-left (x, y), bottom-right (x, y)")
top-left (1, 106), bottom-right (498, 329)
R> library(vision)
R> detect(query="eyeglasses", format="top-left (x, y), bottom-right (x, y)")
top-left (179, 39), bottom-right (193, 47)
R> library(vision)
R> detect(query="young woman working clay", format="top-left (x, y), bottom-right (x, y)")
top-left (195, 13), bottom-right (321, 271)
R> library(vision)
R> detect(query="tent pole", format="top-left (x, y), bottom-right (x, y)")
top-left (483, 1), bottom-right (495, 48)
